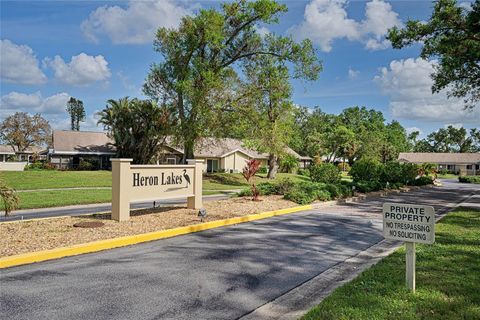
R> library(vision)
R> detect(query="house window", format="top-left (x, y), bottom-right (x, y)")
top-left (447, 165), bottom-right (455, 170)
top-left (207, 159), bottom-right (219, 173)
top-left (466, 165), bottom-right (472, 170)
top-left (476, 164), bottom-right (479, 170)
top-left (166, 158), bottom-right (176, 165)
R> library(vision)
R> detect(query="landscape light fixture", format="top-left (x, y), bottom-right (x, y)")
top-left (198, 208), bottom-right (207, 222)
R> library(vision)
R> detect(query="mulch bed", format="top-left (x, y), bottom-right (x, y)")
top-left (0, 196), bottom-right (297, 257)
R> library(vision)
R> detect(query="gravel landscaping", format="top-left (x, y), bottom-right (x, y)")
top-left (0, 195), bottom-right (296, 257)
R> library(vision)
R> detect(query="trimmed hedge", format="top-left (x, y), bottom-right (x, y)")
top-left (237, 161), bottom-right (434, 205)
top-left (459, 176), bottom-right (480, 184)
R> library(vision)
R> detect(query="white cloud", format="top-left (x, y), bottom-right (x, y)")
top-left (374, 58), bottom-right (480, 123)
top-left (290, 0), bottom-right (401, 52)
top-left (44, 53), bottom-right (111, 86)
top-left (1, 91), bottom-right (70, 116)
top-left (81, 0), bottom-right (192, 44)
top-left (0, 39), bottom-right (47, 85)
top-left (348, 68), bottom-right (359, 79)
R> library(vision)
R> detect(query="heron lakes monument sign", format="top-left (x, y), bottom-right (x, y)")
top-left (111, 159), bottom-right (204, 221)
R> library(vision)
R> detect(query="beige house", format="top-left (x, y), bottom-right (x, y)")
top-left (47, 131), bottom-right (311, 171)
top-left (0, 144), bottom-right (45, 163)
top-left (398, 152), bottom-right (480, 176)
top-left (161, 137), bottom-right (311, 173)
top-left (48, 131), bottom-right (116, 169)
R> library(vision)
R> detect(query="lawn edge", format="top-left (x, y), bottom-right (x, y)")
top-left (0, 204), bottom-right (313, 269)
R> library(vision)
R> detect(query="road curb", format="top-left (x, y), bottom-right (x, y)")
top-left (0, 204), bottom-right (313, 269)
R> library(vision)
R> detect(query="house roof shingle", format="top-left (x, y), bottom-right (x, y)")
top-left (398, 152), bottom-right (480, 164)
top-left (51, 131), bottom-right (310, 160)
top-left (0, 144), bottom-right (45, 154)
top-left (52, 131), bottom-right (115, 154)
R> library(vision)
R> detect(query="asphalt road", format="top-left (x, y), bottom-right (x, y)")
top-left (0, 193), bottom-right (235, 222)
top-left (1, 180), bottom-right (477, 320)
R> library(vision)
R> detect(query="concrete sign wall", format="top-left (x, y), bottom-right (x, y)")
top-left (382, 203), bottom-right (435, 244)
top-left (111, 159), bottom-right (204, 221)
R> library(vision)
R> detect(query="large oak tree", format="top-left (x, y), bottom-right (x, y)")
top-left (143, 0), bottom-right (317, 162)
top-left (0, 112), bottom-right (51, 158)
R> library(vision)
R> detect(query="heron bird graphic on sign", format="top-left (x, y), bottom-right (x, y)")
top-left (183, 169), bottom-right (191, 187)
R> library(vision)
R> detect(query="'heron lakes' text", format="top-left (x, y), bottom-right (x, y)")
top-left (132, 172), bottom-right (183, 187)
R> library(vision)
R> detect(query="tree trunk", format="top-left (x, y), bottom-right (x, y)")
top-left (267, 153), bottom-right (278, 179)
top-left (182, 138), bottom-right (195, 164)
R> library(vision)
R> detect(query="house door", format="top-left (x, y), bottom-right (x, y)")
top-left (207, 159), bottom-right (218, 173)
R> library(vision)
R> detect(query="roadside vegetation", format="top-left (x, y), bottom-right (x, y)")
top-left (459, 176), bottom-right (480, 184)
top-left (302, 207), bottom-right (480, 320)
top-left (238, 161), bottom-right (434, 205)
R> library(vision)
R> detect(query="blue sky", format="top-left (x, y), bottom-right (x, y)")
top-left (1, 0), bottom-right (478, 137)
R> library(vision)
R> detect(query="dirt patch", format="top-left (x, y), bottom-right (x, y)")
top-left (0, 196), bottom-right (296, 257)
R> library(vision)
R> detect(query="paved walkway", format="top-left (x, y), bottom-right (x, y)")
top-left (1, 180), bottom-right (477, 320)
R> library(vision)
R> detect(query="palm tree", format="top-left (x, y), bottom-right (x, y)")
top-left (98, 97), bottom-right (172, 164)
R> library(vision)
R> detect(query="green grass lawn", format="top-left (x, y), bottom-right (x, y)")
top-left (1, 189), bottom-right (234, 210)
top-left (302, 207), bottom-right (480, 320)
top-left (0, 170), bottom-right (112, 190)
top-left (203, 172), bottom-right (310, 190)
top-left (8, 189), bottom-right (113, 209)
top-left (436, 173), bottom-right (459, 179)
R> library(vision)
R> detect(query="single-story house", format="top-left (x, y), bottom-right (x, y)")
top-left (398, 152), bottom-right (480, 176)
top-left (47, 131), bottom-right (312, 171)
top-left (0, 144), bottom-right (46, 171)
top-left (163, 137), bottom-right (311, 173)
top-left (47, 131), bottom-right (116, 170)
top-left (0, 144), bottom-right (45, 163)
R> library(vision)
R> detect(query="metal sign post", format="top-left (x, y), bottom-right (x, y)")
top-left (382, 203), bottom-right (435, 292)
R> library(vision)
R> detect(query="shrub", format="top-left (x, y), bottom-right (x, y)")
top-left (381, 161), bottom-right (404, 184)
top-left (258, 166), bottom-right (268, 174)
top-left (413, 176), bottom-right (434, 186)
top-left (276, 178), bottom-right (295, 195)
top-left (25, 161), bottom-right (55, 171)
top-left (237, 188), bottom-right (252, 197)
top-left (337, 162), bottom-right (350, 172)
top-left (401, 163), bottom-right (420, 184)
top-left (284, 189), bottom-right (316, 205)
top-left (354, 180), bottom-right (382, 193)
top-left (315, 190), bottom-right (331, 201)
top-left (329, 183), bottom-right (352, 198)
top-left (297, 168), bottom-right (309, 176)
top-left (324, 184), bottom-right (341, 198)
top-left (350, 159), bottom-right (382, 182)
top-left (458, 176), bottom-right (480, 184)
top-left (279, 154), bottom-right (298, 174)
top-left (257, 182), bottom-right (277, 196)
top-left (283, 181), bottom-right (333, 204)
top-left (0, 180), bottom-right (20, 216)
top-left (310, 163), bottom-right (341, 184)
